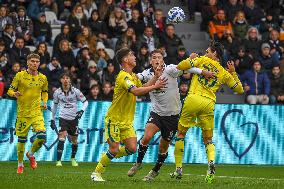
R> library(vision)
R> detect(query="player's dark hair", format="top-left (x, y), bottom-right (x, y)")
top-left (209, 40), bottom-right (224, 61)
top-left (150, 49), bottom-right (163, 57)
top-left (60, 72), bottom-right (71, 79)
top-left (116, 47), bottom-right (132, 65)
top-left (27, 53), bottom-right (40, 60)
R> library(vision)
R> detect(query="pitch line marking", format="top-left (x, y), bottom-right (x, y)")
top-left (183, 174), bottom-right (284, 181)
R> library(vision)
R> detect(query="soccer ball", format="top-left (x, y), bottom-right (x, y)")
top-left (167, 7), bottom-right (185, 23)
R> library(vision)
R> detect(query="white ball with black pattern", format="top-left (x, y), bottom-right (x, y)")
top-left (167, 7), bottom-right (185, 23)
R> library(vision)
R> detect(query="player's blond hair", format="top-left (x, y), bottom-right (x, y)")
top-left (27, 53), bottom-right (40, 60)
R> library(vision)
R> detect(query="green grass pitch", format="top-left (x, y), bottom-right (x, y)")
top-left (0, 162), bottom-right (283, 189)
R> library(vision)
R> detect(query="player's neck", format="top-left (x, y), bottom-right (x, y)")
top-left (62, 85), bottom-right (70, 92)
top-left (27, 68), bottom-right (38, 76)
top-left (122, 65), bottom-right (133, 74)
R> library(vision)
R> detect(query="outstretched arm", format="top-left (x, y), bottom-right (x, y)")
top-left (225, 61), bottom-right (244, 94)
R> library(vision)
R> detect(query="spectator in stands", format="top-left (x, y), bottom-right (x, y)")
top-left (0, 39), bottom-right (11, 73)
top-left (76, 46), bottom-right (94, 77)
top-left (80, 60), bottom-right (101, 95)
top-left (34, 42), bottom-right (50, 71)
top-left (109, 7), bottom-right (128, 49)
top-left (76, 26), bottom-right (97, 55)
top-left (258, 43), bottom-right (279, 72)
top-left (0, 70), bottom-right (4, 97)
top-left (127, 8), bottom-right (145, 37)
top-left (67, 4), bottom-right (88, 42)
top-left (115, 27), bottom-right (136, 52)
top-left (43, 56), bottom-right (64, 97)
top-left (241, 60), bottom-right (270, 104)
top-left (101, 81), bottom-right (113, 101)
top-left (4, 62), bottom-right (21, 95)
top-left (9, 37), bottom-right (31, 66)
top-left (134, 43), bottom-right (150, 73)
top-left (150, 9), bottom-right (166, 34)
top-left (95, 42), bottom-right (111, 71)
top-left (259, 11), bottom-right (280, 41)
top-left (208, 9), bottom-right (233, 42)
top-left (179, 81), bottom-right (189, 103)
top-left (160, 24), bottom-right (183, 65)
top-left (244, 27), bottom-right (261, 59)
top-left (136, 25), bottom-right (159, 53)
top-left (101, 62), bottom-right (117, 86)
top-left (88, 10), bottom-right (110, 44)
top-left (280, 20), bottom-right (284, 42)
top-left (233, 11), bottom-right (249, 41)
top-left (52, 24), bottom-right (71, 55)
top-left (98, 0), bottom-right (115, 23)
top-left (120, 0), bottom-right (133, 22)
top-left (79, 0), bottom-right (97, 19)
top-left (15, 6), bottom-right (33, 39)
top-left (243, 0), bottom-right (264, 28)
top-left (175, 45), bottom-right (188, 65)
top-left (33, 12), bottom-right (52, 45)
top-left (2, 23), bottom-right (16, 49)
top-left (87, 84), bottom-right (102, 101)
top-left (55, 39), bottom-right (76, 70)
top-left (267, 30), bottom-right (284, 60)
top-left (200, 0), bottom-right (218, 31)
top-left (224, 0), bottom-right (244, 23)
top-left (269, 65), bottom-right (284, 104)
top-left (58, 0), bottom-right (73, 21)
top-left (45, 0), bottom-right (58, 16)
top-left (27, 0), bottom-right (49, 21)
top-left (0, 5), bottom-right (13, 34)
top-left (233, 46), bottom-right (253, 75)
top-left (135, 0), bottom-right (155, 25)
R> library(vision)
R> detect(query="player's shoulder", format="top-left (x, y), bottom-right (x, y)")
top-left (15, 70), bottom-right (26, 77)
top-left (118, 70), bottom-right (134, 81)
top-left (38, 72), bottom-right (47, 80)
top-left (71, 86), bottom-right (83, 94)
top-left (54, 87), bottom-right (62, 95)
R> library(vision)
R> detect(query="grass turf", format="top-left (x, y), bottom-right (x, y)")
top-left (0, 162), bottom-right (283, 189)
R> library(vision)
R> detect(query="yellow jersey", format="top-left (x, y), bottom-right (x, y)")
top-left (7, 70), bottom-right (48, 118)
top-left (177, 56), bottom-right (243, 102)
top-left (105, 70), bottom-right (142, 127)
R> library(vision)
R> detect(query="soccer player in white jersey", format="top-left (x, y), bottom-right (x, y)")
top-left (50, 73), bottom-right (88, 166)
top-left (127, 49), bottom-right (214, 181)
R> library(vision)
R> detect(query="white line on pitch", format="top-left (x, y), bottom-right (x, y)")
top-left (183, 174), bottom-right (284, 181)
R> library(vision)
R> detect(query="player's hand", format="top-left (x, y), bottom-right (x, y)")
top-left (189, 53), bottom-right (199, 60)
top-left (154, 77), bottom-right (168, 89)
top-left (202, 70), bottom-right (215, 80)
top-left (50, 120), bottom-right (56, 130)
top-left (226, 60), bottom-right (236, 73)
top-left (13, 91), bottom-right (22, 98)
top-left (75, 110), bottom-right (84, 120)
top-left (244, 85), bottom-right (250, 92)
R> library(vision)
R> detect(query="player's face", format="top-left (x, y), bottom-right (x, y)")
top-left (126, 51), bottom-right (136, 67)
top-left (27, 58), bottom-right (40, 71)
top-left (150, 52), bottom-right (164, 70)
top-left (205, 48), bottom-right (217, 60)
top-left (61, 76), bottom-right (71, 86)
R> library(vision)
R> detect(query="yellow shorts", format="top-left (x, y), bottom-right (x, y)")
top-left (16, 116), bottom-right (46, 137)
top-left (179, 94), bottom-right (215, 132)
top-left (104, 117), bottom-right (136, 143)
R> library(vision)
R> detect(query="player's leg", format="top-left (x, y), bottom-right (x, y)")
top-left (15, 118), bottom-right (30, 173)
top-left (56, 130), bottom-right (67, 166)
top-left (91, 119), bottom-right (121, 181)
top-left (128, 122), bottom-right (160, 177)
top-left (69, 119), bottom-right (79, 166)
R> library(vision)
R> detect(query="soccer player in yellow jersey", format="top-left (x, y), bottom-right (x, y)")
top-left (170, 41), bottom-right (244, 183)
top-left (91, 48), bottom-right (167, 182)
top-left (7, 53), bottom-right (48, 174)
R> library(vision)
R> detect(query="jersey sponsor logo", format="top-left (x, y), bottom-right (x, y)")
top-left (198, 64), bottom-right (219, 88)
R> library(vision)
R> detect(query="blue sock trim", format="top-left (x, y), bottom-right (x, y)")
top-left (175, 137), bottom-right (185, 141)
top-left (18, 136), bottom-right (27, 143)
top-left (125, 148), bottom-right (134, 155)
top-left (36, 131), bottom-right (46, 140)
top-left (106, 150), bottom-right (115, 159)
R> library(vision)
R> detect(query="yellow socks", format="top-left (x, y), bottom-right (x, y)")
top-left (95, 150), bottom-right (115, 173)
top-left (174, 138), bottom-right (185, 168)
top-left (31, 138), bottom-right (45, 154)
top-left (17, 142), bottom-right (25, 163)
top-left (205, 143), bottom-right (215, 163)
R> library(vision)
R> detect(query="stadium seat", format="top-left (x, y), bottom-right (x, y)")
top-left (45, 11), bottom-right (58, 24)
top-left (51, 28), bottom-right (61, 43)
top-left (26, 46), bottom-right (36, 52)
top-left (47, 46), bottom-right (53, 56)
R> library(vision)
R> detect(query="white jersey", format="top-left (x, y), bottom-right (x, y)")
top-left (53, 86), bottom-right (87, 120)
top-left (137, 65), bottom-right (179, 116)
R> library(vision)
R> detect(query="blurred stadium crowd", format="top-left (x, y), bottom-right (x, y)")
top-left (0, 0), bottom-right (283, 104)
